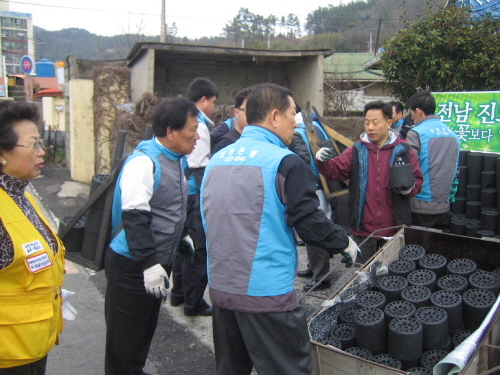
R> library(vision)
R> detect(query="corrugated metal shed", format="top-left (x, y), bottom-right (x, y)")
top-left (324, 53), bottom-right (385, 82)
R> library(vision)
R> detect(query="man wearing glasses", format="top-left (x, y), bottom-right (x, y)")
top-left (211, 86), bottom-right (253, 154)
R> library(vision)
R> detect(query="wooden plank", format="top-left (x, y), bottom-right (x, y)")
top-left (302, 110), bottom-right (335, 198)
top-left (322, 125), bottom-right (355, 150)
top-left (314, 345), bottom-right (403, 375)
top-left (301, 109), bottom-right (349, 198)
top-left (60, 131), bottom-right (127, 271)
top-left (310, 107), bottom-right (352, 153)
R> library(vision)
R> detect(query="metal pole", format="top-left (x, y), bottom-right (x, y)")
top-left (160, 0), bottom-right (167, 43)
top-left (2, 56), bottom-right (8, 98)
top-left (374, 18), bottom-right (382, 55)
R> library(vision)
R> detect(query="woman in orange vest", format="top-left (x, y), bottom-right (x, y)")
top-left (0, 101), bottom-right (65, 374)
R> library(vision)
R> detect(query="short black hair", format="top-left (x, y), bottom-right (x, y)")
top-left (186, 77), bottom-right (219, 103)
top-left (234, 87), bottom-right (254, 109)
top-left (0, 101), bottom-right (40, 152)
top-left (408, 91), bottom-right (436, 116)
top-left (246, 83), bottom-right (292, 125)
top-left (151, 97), bottom-right (198, 137)
top-left (364, 101), bottom-right (393, 120)
top-left (389, 100), bottom-right (404, 114)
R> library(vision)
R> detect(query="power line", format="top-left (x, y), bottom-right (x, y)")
top-left (2, 0), bottom-right (428, 26)
top-left (2, 0), bottom-right (317, 23)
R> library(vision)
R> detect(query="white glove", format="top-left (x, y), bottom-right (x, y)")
top-left (397, 184), bottom-right (414, 195)
top-left (340, 237), bottom-right (362, 268)
top-left (61, 289), bottom-right (78, 321)
top-left (315, 147), bottom-right (336, 162)
top-left (143, 264), bottom-right (169, 301)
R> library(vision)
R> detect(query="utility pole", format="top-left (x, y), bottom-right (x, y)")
top-left (374, 18), bottom-right (382, 55)
top-left (160, 0), bottom-right (167, 43)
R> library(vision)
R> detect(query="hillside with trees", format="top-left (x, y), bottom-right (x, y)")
top-left (34, 0), bottom-right (445, 61)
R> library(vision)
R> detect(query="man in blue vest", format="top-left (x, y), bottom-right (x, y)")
top-left (200, 83), bottom-right (358, 374)
top-left (389, 100), bottom-right (405, 138)
top-left (211, 86), bottom-right (253, 154)
top-left (105, 98), bottom-right (199, 375)
top-left (292, 111), bottom-right (338, 291)
top-left (171, 77), bottom-right (218, 316)
top-left (406, 91), bottom-right (460, 229)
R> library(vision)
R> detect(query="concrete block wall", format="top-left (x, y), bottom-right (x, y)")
top-left (153, 60), bottom-right (288, 104)
top-left (130, 49), bottom-right (154, 103)
top-left (289, 56), bottom-right (324, 115)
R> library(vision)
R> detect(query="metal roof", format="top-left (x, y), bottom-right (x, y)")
top-left (126, 42), bottom-right (334, 67)
top-left (457, 0), bottom-right (500, 16)
top-left (324, 53), bottom-right (385, 82)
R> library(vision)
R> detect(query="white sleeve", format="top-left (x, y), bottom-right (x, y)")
top-left (119, 155), bottom-right (154, 211)
top-left (294, 113), bottom-right (304, 125)
top-left (186, 123), bottom-right (211, 168)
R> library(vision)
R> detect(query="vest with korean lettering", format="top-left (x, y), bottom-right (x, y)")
top-left (0, 189), bottom-right (64, 368)
top-left (412, 118), bottom-right (459, 202)
top-left (201, 126), bottom-right (296, 297)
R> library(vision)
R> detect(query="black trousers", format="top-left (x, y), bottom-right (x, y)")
top-left (104, 249), bottom-right (162, 375)
top-left (412, 212), bottom-right (450, 230)
top-left (305, 244), bottom-right (331, 282)
top-left (352, 235), bottom-right (387, 264)
top-left (171, 193), bottom-right (209, 313)
top-left (0, 356), bottom-right (47, 375)
top-left (171, 248), bottom-right (209, 312)
top-left (212, 306), bottom-right (313, 375)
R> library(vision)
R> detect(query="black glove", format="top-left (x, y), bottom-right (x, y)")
top-left (178, 235), bottom-right (195, 263)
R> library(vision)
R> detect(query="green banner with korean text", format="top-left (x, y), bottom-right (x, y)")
top-left (432, 92), bottom-right (500, 152)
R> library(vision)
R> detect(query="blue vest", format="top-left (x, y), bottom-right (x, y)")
top-left (110, 139), bottom-right (186, 265)
top-left (224, 117), bottom-right (235, 130)
top-left (412, 119), bottom-right (459, 202)
top-left (201, 126), bottom-right (296, 297)
top-left (295, 120), bottom-right (328, 179)
top-left (392, 119), bottom-right (404, 129)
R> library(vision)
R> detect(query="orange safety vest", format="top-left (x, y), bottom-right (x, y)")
top-left (0, 189), bottom-right (65, 368)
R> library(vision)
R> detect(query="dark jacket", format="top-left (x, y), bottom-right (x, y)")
top-left (212, 127), bottom-right (241, 154)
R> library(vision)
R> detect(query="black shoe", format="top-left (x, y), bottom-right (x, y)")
top-left (303, 280), bottom-right (331, 292)
top-left (297, 269), bottom-right (313, 278)
top-left (170, 296), bottom-right (184, 307)
top-left (184, 306), bottom-right (213, 317)
top-left (296, 240), bottom-right (305, 246)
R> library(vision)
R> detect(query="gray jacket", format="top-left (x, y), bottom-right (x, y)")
top-left (406, 115), bottom-right (459, 215)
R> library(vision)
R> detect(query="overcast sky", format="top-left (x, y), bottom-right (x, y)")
top-left (8, 0), bottom-right (344, 39)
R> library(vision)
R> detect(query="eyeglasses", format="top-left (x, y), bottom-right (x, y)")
top-left (15, 139), bottom-right (45, 151)
top-left (237, 108), bottom-right (246, 112)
